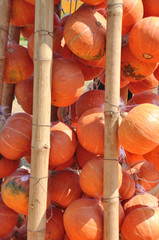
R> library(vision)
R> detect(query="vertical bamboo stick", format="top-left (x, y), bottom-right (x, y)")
top-left (1, 25), bottom-right (20, 123)
top-left (0, 0), bottom-right (11, 128)
top-left (103, 1), bottom-right (123, 240)
top-left (27, 0), bottom-right (53, 239)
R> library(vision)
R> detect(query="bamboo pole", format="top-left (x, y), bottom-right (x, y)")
top-left (27, 0), bottom-right (53, 239)
top-left (0, 0), bottom-right (11, 128)
top-left (103, 1), bottom-right (123, 240)
top-left (1, 25), bottom-right (20, 123)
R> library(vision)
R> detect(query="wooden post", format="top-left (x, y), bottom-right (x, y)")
top-left (103, 1), bottom-right (123, 240)
top-left (0, 0), bottom-right (11, 129)
top-left (27, 0), bottom-right (53, 239)
top-left (1, 25), bottom-right (20, 123)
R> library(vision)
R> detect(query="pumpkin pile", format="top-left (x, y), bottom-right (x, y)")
top-left (1, 0), bottom-right (159, 240)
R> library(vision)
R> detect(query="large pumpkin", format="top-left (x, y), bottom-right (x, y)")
top-left (118, 103), bottom-right (159, 155)
top-left (144, 145), bottom-right (159, 172)
top-left (76, 108), bottom-right (104, 155)
top-left (124, 150), bottom-right (145, 165)
top-left (15, 75), bottom-right (33, 115)
top-left (0, 194), bottom-right (19, 238)
top-left (4, 42), bottom-right (33, 84)
top-left (129, 17), bottom-right (159, 63)
top-left (76, 89), bottom-right (105, 118)
top-left (119, 171), bottom-right (135, 200)
top-left (49, 121), bottom-right (77, 166)
top-left (51, 58), bottom-right (84, 107)
top-left (10, 0), bottom-right (35, 26)
top-left (121, 45), bottom-right (157, 82)
top-left (63, 198), bottom-right (103, 240)
top-left (121, 207), bottom-right (159, 240)
top-left (48, 169), bottom-right (82, 208)
top-left (45, 206), bottom-right (64, 240)
top-left (79, 158), bottom-right (122, 198)
top-left (0, 112), bottom-right (32, 160)
top-left (123, 193), bottom-right (158, 216)
top-left (128, 74), bottom-right (159, 95)
top-left (0, 154), bottom-right (20, 178)
top-left (63, 5), bottom-right (106, 61)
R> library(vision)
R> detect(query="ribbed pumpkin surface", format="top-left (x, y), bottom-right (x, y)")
top-left (118, 103), bottom-right (159, 154)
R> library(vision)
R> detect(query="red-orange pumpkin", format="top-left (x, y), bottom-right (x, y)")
top-left (77, 53), bottom-right (106, 68)
top-left (63, 5), bottom-right (106, 61)
top-left (144, 145), bottom-right (159, 172)
top-left (49, 154), bottom-right (76, 171)
top-left (10, 0), bottom-right (35, 26)
top-left (128, 74), bottom-right (159, 95)
top-left (0, 154), bottom-right (20, 178)
top-left (76, 108), bottom-right (104, 155)
top-left (48, 169), bottom-right (82, 208)
top-left (80, 0), bottom-right (106, 6)
top-left (79, 158), bottom-right (122, 199)
top-left (1, 226), bottom-right (20, 240)
top-left (121, 207), bottom-right (159, 240)
top-left (63, 198), bottom-right (103, 240)
top-left (154, 64), bottom-right (159, 81)
top-left (0, 112), bottom-right (32, 160)
top-left (121, 45), bottom-right (157, 82)
top-left (21, 23), bottom-right (34, 40)
top-left (119, 171), bottom-right (135, 200)
top-left (126, 92), bottom-right (159, 112)
top-left (49, 121), bottom-right (77, 166)
top-left (15, 75), bottom-right (33, 115)
top-left (4, 42), bottom-right (33, 84)
top-left (129, 17), bottom-right (159, 63)
top-left (142, 0), bottom-right (159, 17)
top-left (118, 103), bottom-right (159, 155)
top-left (76, 142), bottom-right (102, 169)
top-left (45, 206), bottom-right (65, 240)
top-left (63, 233), bottom-right (70, 240)
top-left (126, 160), bottom-right (159, 191)
top-left (0, 194), bottom-right (19, 238)
top-left (51, 58), bottom-right (84, 107)
top-left (123, 193), bottom-right (158, 216)
top-left (124, 150), bottom-right (145, 165)
top-left (76, 89), bottom-right (105, 119)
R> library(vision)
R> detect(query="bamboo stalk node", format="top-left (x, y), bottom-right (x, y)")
top-left (104, 110), bottom-right (119, 117)
top-left (107, 2), bottom-right (124, 10)
top-left (34, 29), bottom-right (54, 38)
top-left (102, 196), bottom-right (119, 204)
top-left (31, 145), bottom-right (49, 150)
top-left (104, 158), bottom-right (118, 161)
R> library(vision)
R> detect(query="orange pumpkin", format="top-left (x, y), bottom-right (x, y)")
top-left (0, 154), bottom-right (20, 178)
top-left (142, 0), bottom-right (159, 17)
top-left (63, 5), bottom-right (106, 61)
top-left (79, 158), bottom-right (122, 199)
top-left (51, 58), bottom-right (84, 107)
top-left (126, 92), bottom-right (159, 112)
top-left (76, 142), bottom-right (102, 169)
top-left (0, 112), bottom-right (32, 160)
top-left (0, 194), bottom-right (19, 238)
top-left (126, 160), bottom-right (159, 191)
top-left (1, 168), bottom-right (30, 215)
top-left (144, 145), bottom-right (159, 172)
top-left (76, 108), bottom-right (104, 155)
top-left (45, 206), bottom-right (65, 240)
top-left (129, 17), bottom-right (159, 63)
top-left (49, 121), bottom-right (77, 166)
top-left (21, 23), bottom-right (34, 40)
top-left (4, 42), bottom-right (33, 84)
top-left (63, 233), bottom-right (70, 240)
top-left (118, 103), bottom-right (159, 155)
top-left (121, 207), bottom-right (159, 240)
top-left (48, 169), bottom-right (83, 208)
top-left (1, 226), bottom-right (20, 240)
top-left (10, 0), bottom-right (35, 26)
top-left (154, 64), bottom-right (159, 81)
top-left (76, 53), bottom-right (106, 68)
top-left (128, 74), bottom-right (159, 95)
top-left (119, 171), bottom-right (135, 200)
top-left (49, 154), bottom-right (76, 171)
top-left (63, 198), bottom-right (103, 240)
top-left (123, 193), bottom-right (158, 216)
top-left (15, 76), bottom-right (33, 115)
top-left (124, 150), bottom-right (145, 165)
top-left (121, 45), bottom-right (157, 82)
top-left (76, 89), bottom-right (105, 118)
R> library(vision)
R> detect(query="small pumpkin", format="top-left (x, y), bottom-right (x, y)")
top-left (0, 112), bottom-right (32, 160)
top-left (63, 5), bottom-right (106, 61)
top-left (48, 169), bottom-right (83, 208)
top-left (0, 154), bottom-right (20, 178)
top-left (4, 42), bottom-right (33, 84)
top-left (119, 171), bottom-right (135, 200)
